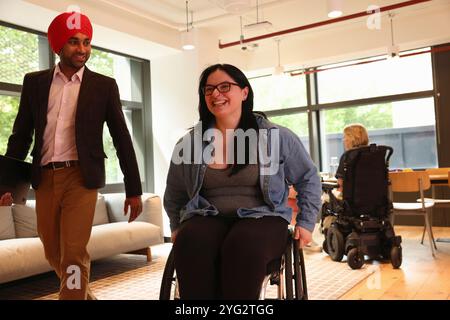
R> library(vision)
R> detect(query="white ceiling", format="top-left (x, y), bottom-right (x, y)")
top-left (94, 0), bottom-right (438, 44)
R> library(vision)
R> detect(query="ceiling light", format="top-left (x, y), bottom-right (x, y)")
top-left (181, 31), bottom-right (195, 51)
top-left (327, 0), bottom-right (343, 18)
top-left (243, 0), bottom-right (272, 31)
top-left (181, 1), bottom-right (195, 50)
top-left (273, 39), bottom-right (285, 76)
top-left (387, 12), bottom-right (399, 59)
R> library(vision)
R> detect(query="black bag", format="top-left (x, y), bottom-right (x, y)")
top-left (0, 155), bottom-right (32, 204)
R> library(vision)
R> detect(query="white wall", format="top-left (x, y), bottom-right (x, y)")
top-left (151, 51), bottom-right (198, 236)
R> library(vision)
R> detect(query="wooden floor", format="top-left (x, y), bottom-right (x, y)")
top-left (338, 226), bottom-right (450, 300)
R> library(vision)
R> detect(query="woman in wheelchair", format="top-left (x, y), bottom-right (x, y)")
top-left (322, 124), bottom-right (370, 232)
top-left (163, 64), bottom-right (322, 299)
top-left (321, 124), bottom-right (402, 269)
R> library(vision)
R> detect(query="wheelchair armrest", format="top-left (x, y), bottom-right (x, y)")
top-left (322, 182), bottom-right (339, 191)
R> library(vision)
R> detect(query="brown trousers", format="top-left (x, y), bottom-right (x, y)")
top-left (35, 166), bottom-right (97, 300)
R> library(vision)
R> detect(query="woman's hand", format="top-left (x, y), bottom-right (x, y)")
top-left (294, 226), bottom-right (312, 248)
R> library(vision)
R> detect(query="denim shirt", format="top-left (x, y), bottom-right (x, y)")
top-left (163, 115), bottom-right (322, 232)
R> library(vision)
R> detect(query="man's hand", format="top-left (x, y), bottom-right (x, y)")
top-left (171, 230), bottom-right (178, 243)
top-left (124, 196), bottom-right (143, 223)
top-left (0, 193), bottom-right (13, 206)
top-left (294, 226), bottom-right (313, 249)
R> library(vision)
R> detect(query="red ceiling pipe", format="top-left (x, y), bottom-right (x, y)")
top-left (218, 0), bottom-right (432, 49)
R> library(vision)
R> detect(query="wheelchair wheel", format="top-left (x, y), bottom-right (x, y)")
top-left (390, 245), bottom-right (402, 269)
top-left (327, 225), bottom-right (345, 262)
top-left (159, 248), bottom-right (177, 300)
top-left (293, 240), bottom-right (308, 300)
top-left (381, 245), bottom-right (391, 260)
top-left (347, 247), bottom-right (364, 269)
top-left (322, 239), bottom-right (328, 254)
top-left (284, 239), bottom-right (294, 300)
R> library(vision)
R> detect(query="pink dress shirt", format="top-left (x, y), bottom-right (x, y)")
top-left (40, 64), bottom-right (85, 166)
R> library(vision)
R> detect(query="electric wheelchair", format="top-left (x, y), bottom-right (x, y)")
top-left (159, 227), bottom-right (308, 300)
top-left (321, 144), bottom-right (402, 269)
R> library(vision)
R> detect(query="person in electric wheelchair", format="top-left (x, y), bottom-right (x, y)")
top-left (163, 64), bottom-right (322, 299)
top-left (321, 124), bottom-right (402, 269)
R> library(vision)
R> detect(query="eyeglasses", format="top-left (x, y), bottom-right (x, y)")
top-left (202, 82), bottom-right (240, 96)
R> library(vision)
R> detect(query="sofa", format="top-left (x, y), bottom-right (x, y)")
top-left (0, 192), bottom-right (164, 284)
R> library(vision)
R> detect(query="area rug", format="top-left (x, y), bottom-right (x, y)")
top-left (0, 244), bottom-right (373, 300)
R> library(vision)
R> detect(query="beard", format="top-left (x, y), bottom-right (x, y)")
top-left (60, 52), bottom-right (90, 70)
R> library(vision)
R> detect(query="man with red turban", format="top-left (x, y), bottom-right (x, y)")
top-left (5, 11), bottom-right (143, 300)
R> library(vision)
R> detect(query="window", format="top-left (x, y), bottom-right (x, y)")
top-left (249, 73), bottom-right (310, 152)
top-left (103, 110), bottom-right (134, 184)
top-left (0, 95), bottom-right (20, 154)
top-left (84, 49), bottom-right (146, 187)
top-left (250, 74), bottom-right (307, 111)
top-left (320, 97), bottom-right (437, 171)
top-left (87, 49), bottom-right (142, 102)
top-left (269, 113), bottom-right (310, 153)
top-left (317, 49), bottom-right (433, 104)
top-left (0, 25), bottom-right (40, 85)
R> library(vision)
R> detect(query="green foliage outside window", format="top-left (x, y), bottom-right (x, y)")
top-left (323, 103), bottom-right (393, 133)
top-left (0, 95), bottom-right (33, 162)
top-left (269, 113), bottom-right (309, 137)
top-left (0, 25), bottom-right (39, 85)
top-left (0, 96), bottom-right (19, 155)
top-left (86, 48), bottom-right (114, 77)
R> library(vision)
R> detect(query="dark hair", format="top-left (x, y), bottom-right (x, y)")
top-left (198, 64), bottom-right (258, 175)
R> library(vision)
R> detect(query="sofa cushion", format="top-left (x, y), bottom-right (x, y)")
top-left (0, 237), bottom-right (51, 284)
top-left (11, 204), bottom-right (38, 238)
top-left (93, 194), bottom-right (109, 226)
top-left (88, 221), bottom-right (162, 260)
top-left (0, 206), bottom-right (16, 240)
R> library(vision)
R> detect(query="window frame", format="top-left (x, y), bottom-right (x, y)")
top-left (249, 47), bottom-right (440, 172)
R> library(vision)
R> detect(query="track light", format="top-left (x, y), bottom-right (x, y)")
top-left (387, 13), bottom-right (399, 59)
top-left (273, 39), bottom-right (284, 76)
top-left (327, 0), bottom-right (343, 18)
top-left (181, 1), bottom-right (195, 50)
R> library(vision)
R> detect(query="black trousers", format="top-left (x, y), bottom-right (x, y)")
top-left (173, 215), bottom-right (289, 299)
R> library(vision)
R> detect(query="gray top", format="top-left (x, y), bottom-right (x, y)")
top-left (200, 164), bottom-right (266, 217)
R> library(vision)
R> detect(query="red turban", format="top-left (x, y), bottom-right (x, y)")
top-left (47, 12), bottom-right (93, 54)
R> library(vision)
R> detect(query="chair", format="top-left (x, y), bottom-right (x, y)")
top-left (159, 229), bottom-right (308, 300)
top-left (418, 168), bottom-right (450, 244)
top-left (389, 171), bottom-right (436, 257)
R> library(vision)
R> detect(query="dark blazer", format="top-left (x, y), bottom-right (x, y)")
top-left (6, 66), bottom-right (142, 197)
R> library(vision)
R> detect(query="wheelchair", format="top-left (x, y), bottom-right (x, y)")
top-left (321, 144), bottom-right (402, 270)
top-left (159, 228), bottom-right (308, 300)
